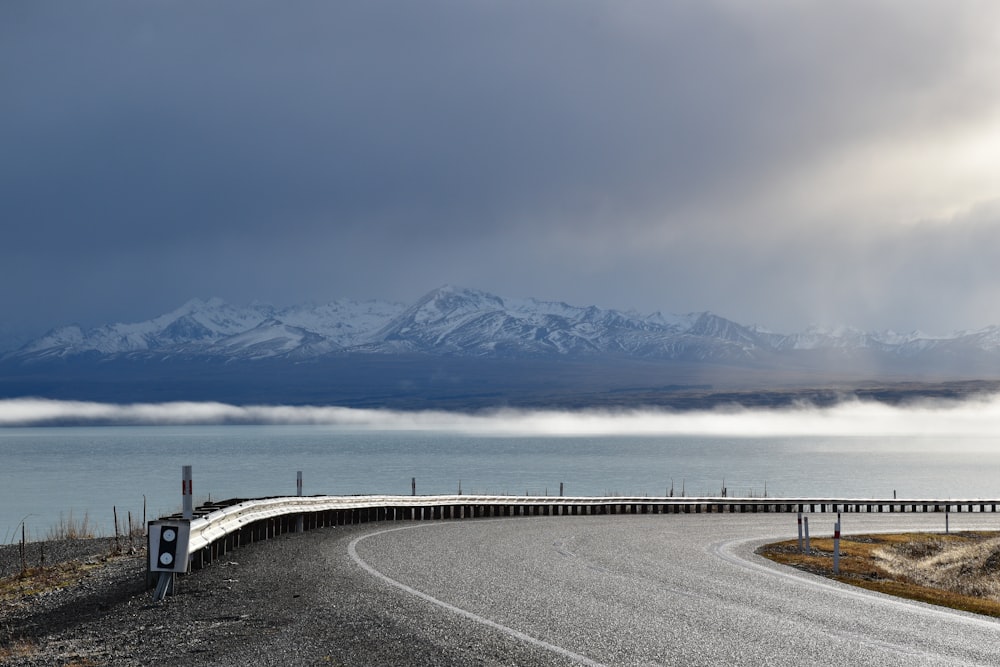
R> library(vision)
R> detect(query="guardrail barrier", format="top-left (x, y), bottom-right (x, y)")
top-left (146, 467), bottom-right (1000, 597)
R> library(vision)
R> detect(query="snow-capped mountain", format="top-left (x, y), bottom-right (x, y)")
top-left (7, 285), bottom-right (1000, 409)
top-left (9, 296), bottom-right (407, 361)
top-left (7, 285), bottom-right (1000, 366)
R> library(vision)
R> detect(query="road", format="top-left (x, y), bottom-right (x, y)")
top-left (348, 513), bottom-right (1000, 666)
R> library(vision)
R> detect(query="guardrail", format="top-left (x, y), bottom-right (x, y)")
top-left (148, 492), bottom-right (1000, 586)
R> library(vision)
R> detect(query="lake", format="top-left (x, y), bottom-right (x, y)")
top-left (3, 424), bottom-right (999, 542)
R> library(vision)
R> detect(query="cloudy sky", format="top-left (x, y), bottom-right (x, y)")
top-left (3, 1), bottom-right (999, 346)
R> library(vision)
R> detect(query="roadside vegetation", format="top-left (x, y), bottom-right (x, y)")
top-left (1, 508), bottom-right (144, 602)
top-left (758, 531), bottom-right (1000, 617)
top-left (1, 510), bottom-right (146, 664)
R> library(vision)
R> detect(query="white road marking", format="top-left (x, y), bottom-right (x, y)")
top-left (711, 534), bottom-right (1000, 665)
top-left (348, 524), bottom-right (607, 667)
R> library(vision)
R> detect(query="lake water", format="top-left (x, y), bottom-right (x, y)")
top-left (3, 424), bottom-right (1000, 542)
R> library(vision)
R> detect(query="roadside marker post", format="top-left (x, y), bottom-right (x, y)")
top-left (804, 516), bottom-right (811, 555)
top-left (797, 512), bottom-right (803, 552)
top-left (296, 471), bottom-right (304, 533)
top-left (833, 521), bottom-right (841, 574)
top-left (182, 465), bottom-right (193, 520)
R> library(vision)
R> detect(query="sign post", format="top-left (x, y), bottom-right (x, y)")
top-left (149, 520), bottom-right (191, 601)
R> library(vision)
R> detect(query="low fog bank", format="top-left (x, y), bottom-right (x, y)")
top-left (4, 394), bottom-right (1000, 437)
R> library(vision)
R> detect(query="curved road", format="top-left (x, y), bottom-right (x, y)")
top-left (348, 514), bottom-right (1000, 666)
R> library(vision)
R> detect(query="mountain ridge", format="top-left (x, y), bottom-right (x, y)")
top-left (6, 284), bottom-right (1000, 364)
top-left (5, 285), bottom-right (1000, 408)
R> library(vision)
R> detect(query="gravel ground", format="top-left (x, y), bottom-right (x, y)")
top-left (0, 524), bottom-right (562, 666)
top-left (0, 536), bottom-right (140, 581)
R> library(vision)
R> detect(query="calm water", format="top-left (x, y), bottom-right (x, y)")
top-left (2, 424), bottom-right (999, 541)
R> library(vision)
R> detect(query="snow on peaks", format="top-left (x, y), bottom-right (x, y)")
top-left (10, 286), bottom-right (1000, 364)
top-left (15, 325), bottom-right (86, 356)
top-left (408, 285), bottom-right (505, 324)
top-left (154, 297), bottom-right (274, 337)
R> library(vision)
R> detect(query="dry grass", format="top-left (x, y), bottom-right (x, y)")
top-left (45, 511), bottom-right (97, 541)
top-left (875, 534), bottom-right (1000, 600)
top-left (0, 638), bottom-right (37, 660)
top-left (758, 531), bottom-right (1000, 617)
top-left (0, 559), bottom-right (104, 603)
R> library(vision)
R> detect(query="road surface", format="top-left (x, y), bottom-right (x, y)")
top-left (347, 513), bottom-right (1000, 666)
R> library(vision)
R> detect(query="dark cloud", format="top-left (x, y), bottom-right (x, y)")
top-left (2, 1), bottom-right (999, 340)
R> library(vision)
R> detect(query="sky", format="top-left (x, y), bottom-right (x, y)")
top-left (3, 1), bottom-right (1000, 347)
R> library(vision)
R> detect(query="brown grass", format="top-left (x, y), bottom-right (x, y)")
top-left (45, 511), bottom-right (97, 541)
top-left (0, 559), bottom-right (106, 603)
top-left (0, 551), bottom-right (123, 665)
top-left (0, 638), bottom-right (37, 660)
top-left (758, 531), bottom-right (1000, 617)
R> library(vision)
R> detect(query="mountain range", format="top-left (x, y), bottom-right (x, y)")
top-left (3, 285), bottom-right (1000, 409)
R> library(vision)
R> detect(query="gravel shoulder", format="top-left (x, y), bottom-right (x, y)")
top-left (1, 524), bottom-right (562, 666)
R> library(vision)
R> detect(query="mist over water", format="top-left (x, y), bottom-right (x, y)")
top-left (4, 397), bottom-right (1000, 540)
top-left (5, 395), bottom-right (1000, 436)
top-left (0, 394), bottom-right (1000, 438)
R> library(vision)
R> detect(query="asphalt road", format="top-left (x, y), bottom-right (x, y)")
top-left (348, 513), bottom-right (1000, 666)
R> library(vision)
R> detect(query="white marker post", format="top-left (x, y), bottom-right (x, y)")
top-left (804, 516), bottom-right (811, 555)
top-left (833, 521), bottom-right (841, 574)
top-left (182, 465), bottom-right (193, 520)
top-left (296, 471), bottom-right (305, 533)
top-left (797, 512), bottom-right (803, 553)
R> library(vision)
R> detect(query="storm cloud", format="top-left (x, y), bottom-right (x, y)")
top-left (3, 1), bottom-right (999, 343)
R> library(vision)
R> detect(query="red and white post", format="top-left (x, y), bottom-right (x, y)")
top-left (182, 465), bottom-right (193, 520)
